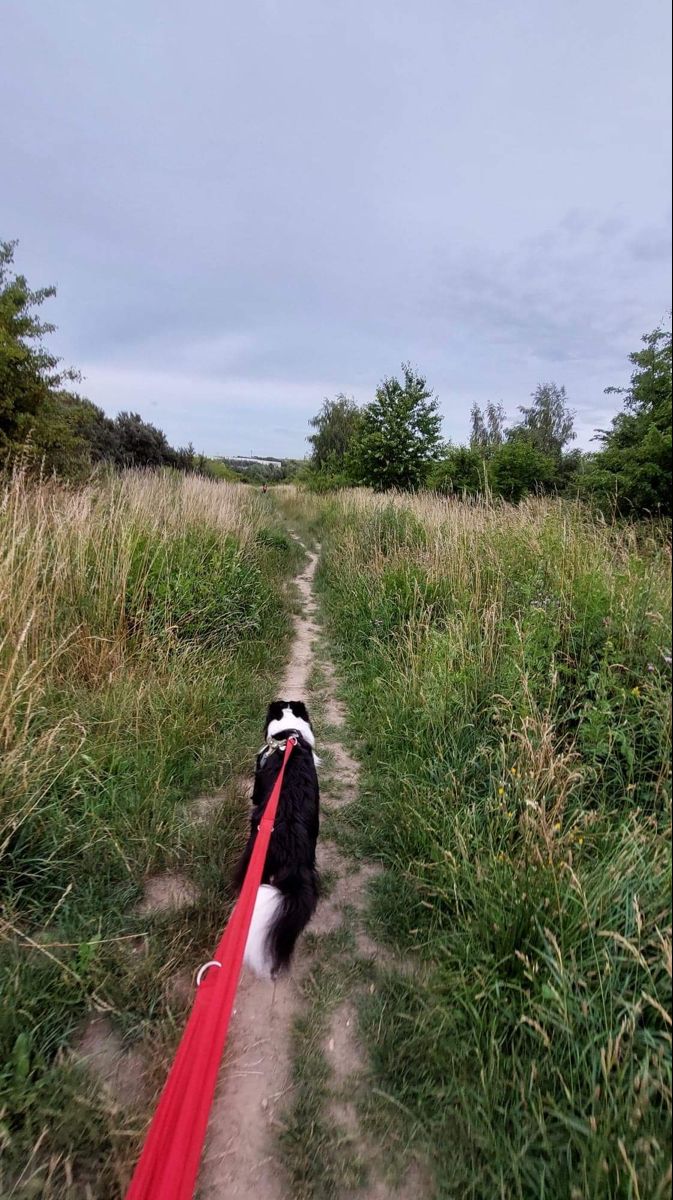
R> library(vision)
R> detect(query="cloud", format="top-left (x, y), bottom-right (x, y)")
top-left (1, 0), bottom-right (670, 456)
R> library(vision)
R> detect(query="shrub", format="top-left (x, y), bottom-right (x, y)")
top-left (430, 446), bottom-right (486, 495)
top-left (584, 322), bottom-right (672, 518)
top-left (490, 440), bottom-right (556, 501)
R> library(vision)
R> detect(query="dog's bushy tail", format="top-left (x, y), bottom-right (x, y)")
top-left (243, 869), bottom-right (320, 980)
top-left (243, 884), bottom-right (283, 979)
top-left (268, 867), bottom-right (320, 975)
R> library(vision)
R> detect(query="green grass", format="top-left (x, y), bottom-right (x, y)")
top-left (0, 469), bottom-right (302, 1197)
top-left (278, 487), bottom-right (672, 1200)
top-left (278, 923), bottom-right (371, 1199)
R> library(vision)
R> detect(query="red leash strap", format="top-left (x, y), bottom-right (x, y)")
top-left (126, 737), bottom-right (296, 1200)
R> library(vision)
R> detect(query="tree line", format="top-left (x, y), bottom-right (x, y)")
top-left (0, 241), bottom-right (211, 478)
top-left (2, 239), bottom-right (670, 516)
top-left (306, 329), bottom-right (672, 518)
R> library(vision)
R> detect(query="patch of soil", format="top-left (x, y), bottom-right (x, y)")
top-left (191, 776), bottom-right (250, 825)
top-left (136, 873), bottom-right (199, 916)
top-left (326, 1002), bottom-right (361, 1082)
top-left (199, 971), bottom-right (297, 1199)
top-left (73, 1016), bottom-right (147, 1108)
top-left (164, 968), bottom-right (194, 1008)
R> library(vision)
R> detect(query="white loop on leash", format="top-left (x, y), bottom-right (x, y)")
top-left (196, 959), bottom-right (222, 986)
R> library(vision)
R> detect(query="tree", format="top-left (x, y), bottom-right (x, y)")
top-left (351, 364), bottom-right (443, 491)
top-left (0, 241), bottom-right (216, 479)
top-left (430, 446), bottom-right (485, 495)
top-left (0, 240), bottom-right (86, 471)
top-left (470, 401), bottom-right (505, 455)
top-left (510, 383), bottom-right (576, 460)
top-left (69, 398), bottom-right (122, 464)
top-left (308, 394), bottom-right (361, 472)
top-left (114, 411), bottom-right (178, 468)
top-left (490, 441), bottom-right (555, 503)
top-left (584, 322), bottom-right (672, 517)
top-left (470, 404), bottom-right (487, 452)
top-left (174, 442), bottom-right (197, 472)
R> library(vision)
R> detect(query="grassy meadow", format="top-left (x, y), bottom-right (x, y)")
top-left (0, 469), bottom-right (299, 1196)
top-left (279, 487), bottom-right (672, 1200)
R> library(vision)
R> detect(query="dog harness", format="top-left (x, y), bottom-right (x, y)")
top-left (258, 731), bottom-right (303, 768)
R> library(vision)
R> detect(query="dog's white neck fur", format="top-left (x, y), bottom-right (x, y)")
top-left (266, 707), bottom-right (320, 765)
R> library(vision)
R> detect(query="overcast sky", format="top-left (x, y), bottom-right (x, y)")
top-left (2, 0), bottom-right (671, 457)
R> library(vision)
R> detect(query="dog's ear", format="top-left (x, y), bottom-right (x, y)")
top-left (265, 700), bottom-right (285, 732)
top-left (289, 700), bottom-right (311, 726)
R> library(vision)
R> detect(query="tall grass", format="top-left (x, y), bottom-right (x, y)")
top-left (0, 469), bottom-right (300, 1196)
top-left (282, 488), bottom-right (672, 1199)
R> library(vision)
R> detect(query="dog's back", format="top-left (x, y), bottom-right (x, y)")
top-left (233, 703), bottom-right (320, 978)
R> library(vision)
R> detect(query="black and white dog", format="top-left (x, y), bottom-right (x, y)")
top-left (234, 700), bottom-right (320, 979)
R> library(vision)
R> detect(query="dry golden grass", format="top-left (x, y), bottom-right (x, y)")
top-left (1, 468), bottom-right (298, 1195)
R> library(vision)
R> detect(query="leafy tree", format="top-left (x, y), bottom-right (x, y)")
top-left (69, 398), bottom-right (122, 464)
top-left (470, 401), bottom-right (506, 455)
top-left (0, 240), bottom-right (86, 471)
top-left (470, 404), bottom-right (487, 452)
top-left (510, 382), bottom-right (576, 459)
top-left (308, 394), bottom-right (361, 472)
top-left (431, 446), bottom-right (485, 495)
top-left (584, 322), bottom-right (672, 517)
top-left (351, 364), bottom-right (443, 490)
top-left (174, 442), bottom-right (196, 472)
top-left (0, 241), bottom-right (218, 479)
top-left (113, 411), bottom-right (178, 468)
top-left (204, 458), bottom-right (239, 481)
top-left (490, 440), bottom-right (555, 503)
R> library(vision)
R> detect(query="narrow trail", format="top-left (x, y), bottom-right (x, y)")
top-left (198, 544), bottom-right (321, 1199)
top-left (198, 536), bottom-right (423, 1199)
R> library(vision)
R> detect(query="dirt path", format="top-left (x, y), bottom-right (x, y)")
top-left (198, 545), bottom-right (322, 1198)
top-left (197, 538), bottom-right (424, 1199)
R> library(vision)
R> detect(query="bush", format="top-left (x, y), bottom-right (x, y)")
top-left (583, 322), bottom-right (672, 518)
top-left (430, 446), bottom-right (486, 495)
top-left (490, 440), bottom-right (556, 501)
top-left (302, 469), bottom-right (356, 493)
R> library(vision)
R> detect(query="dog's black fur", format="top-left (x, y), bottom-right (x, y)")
top-left (233, 700), bottom-right (320, 976)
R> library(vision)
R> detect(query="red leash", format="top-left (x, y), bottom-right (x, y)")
top-left (126, 737), bottom-right (296, 1200)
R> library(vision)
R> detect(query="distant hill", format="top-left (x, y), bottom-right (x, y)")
top-left (210, 455), bottom-right (305, 483)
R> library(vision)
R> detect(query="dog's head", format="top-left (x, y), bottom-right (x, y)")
top-left (265, 700), bottom-right (315, 749)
